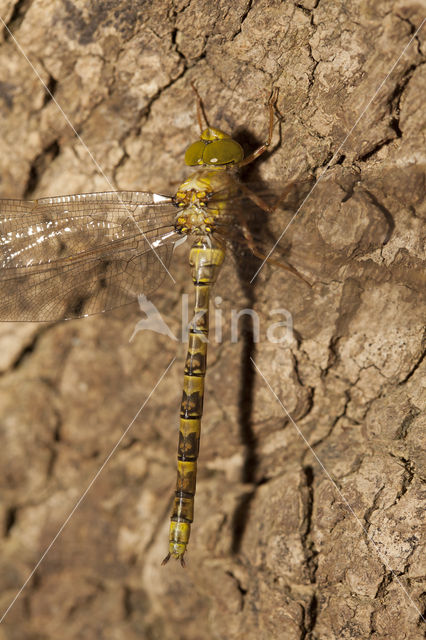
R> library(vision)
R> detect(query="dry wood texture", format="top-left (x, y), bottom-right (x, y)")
top-left (0, 1), bottom-right (425, 639)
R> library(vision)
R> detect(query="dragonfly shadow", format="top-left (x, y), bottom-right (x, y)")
top-left (227, 126), bottom-right (316, 555)
top-left (227, 126), bottom-right (281, 555)
top-left (228, 243), bottom-right (259, 555)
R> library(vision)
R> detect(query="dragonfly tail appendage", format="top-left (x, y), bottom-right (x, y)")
top-left (163, 238), bottom-right (225, 566)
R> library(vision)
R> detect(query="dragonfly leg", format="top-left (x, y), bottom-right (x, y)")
top-left (237, 178), bottom-right (305, 215)
top-left (235, 212), bottom-right (312, 286)
top-left (236, 87), bottom-right (280, 168)
top-left (190, 81), bottom-right (210, 133)
top-left (162, 238), bottom-right (225, 566)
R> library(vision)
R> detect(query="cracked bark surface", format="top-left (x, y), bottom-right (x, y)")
top-left (0, 1), bottom-right (424, 639)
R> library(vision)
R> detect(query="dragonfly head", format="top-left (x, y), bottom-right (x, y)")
top-left (184, 126), bottom-right (244, 167)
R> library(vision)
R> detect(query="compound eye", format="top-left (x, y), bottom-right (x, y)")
top-left (203, 139), bottom-right (244, 165)
top-left (184, 141), bottom-right (206, 166)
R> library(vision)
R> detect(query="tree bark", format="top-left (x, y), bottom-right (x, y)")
top-left (0, 1), bottom-right (424, 638)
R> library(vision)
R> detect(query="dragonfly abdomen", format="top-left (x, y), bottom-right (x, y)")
top-left (163, 236), bottom-right (225, 565)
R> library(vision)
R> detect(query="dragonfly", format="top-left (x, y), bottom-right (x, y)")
top-left (0, 85), bottom-right (309, 566)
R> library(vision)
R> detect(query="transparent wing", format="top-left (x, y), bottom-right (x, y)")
top-left (205, 178), bottom-right (328, 275)
top-left (0, 191), bottom-right (180, 321)
top-left (207, 176), bottom-right (386, 284)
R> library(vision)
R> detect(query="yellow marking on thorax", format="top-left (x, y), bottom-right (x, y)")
top-left (174, 168), bottom-right (239, 234)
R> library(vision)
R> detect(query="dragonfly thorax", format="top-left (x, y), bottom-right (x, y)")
top-left (174, 188), bottom-right (214, 234)
top-left (174, 168), bottom-right (238, 235)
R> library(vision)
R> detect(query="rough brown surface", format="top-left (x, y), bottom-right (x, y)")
top-left (0, 1), bottom-right (425, 639)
